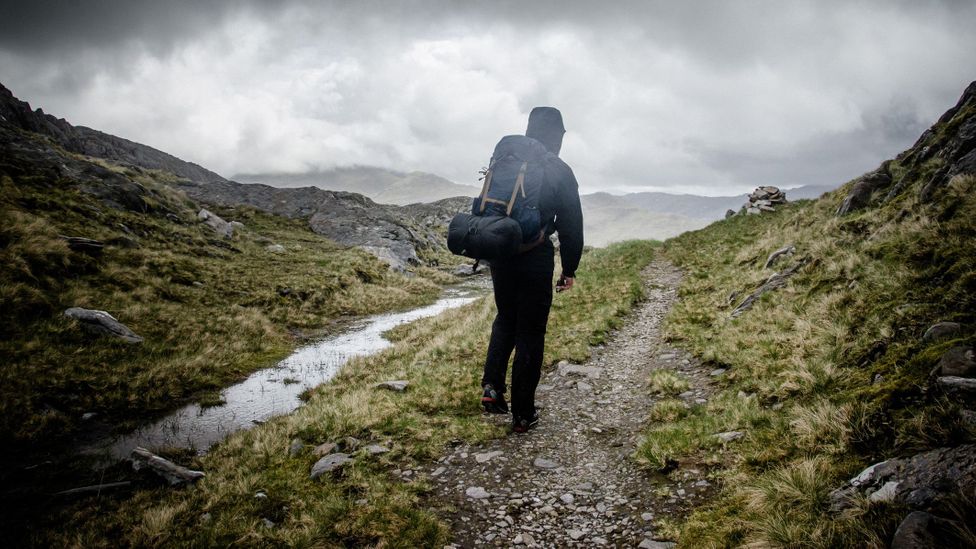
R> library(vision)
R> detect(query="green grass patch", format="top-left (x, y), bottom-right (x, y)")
top-left (643, 118), bottom-right (976, 543)
top-left (647, 369), bottom-right (691, 396)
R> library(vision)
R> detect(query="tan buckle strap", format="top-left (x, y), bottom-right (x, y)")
top-left (478, 159), bottom-right (495, 213)
top-left (506, 161), bottom-right (528, 216)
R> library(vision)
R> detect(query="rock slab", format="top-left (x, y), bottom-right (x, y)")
top-left (64, 307), bottom-right (144, 343)
top-left (310, 453), bottom-right (352, 479)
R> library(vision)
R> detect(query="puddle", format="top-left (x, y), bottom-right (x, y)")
top-left (84, 278), bottom-right (489, 460)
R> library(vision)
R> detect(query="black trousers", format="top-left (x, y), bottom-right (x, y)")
top-left (481, 242), bottom-right (554, 418)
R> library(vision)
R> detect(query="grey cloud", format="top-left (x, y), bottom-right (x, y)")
top-left (1, 0), bottom-right (975, 194)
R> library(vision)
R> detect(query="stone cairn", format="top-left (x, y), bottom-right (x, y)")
top-left (743, 186), bottom-right (787, 215)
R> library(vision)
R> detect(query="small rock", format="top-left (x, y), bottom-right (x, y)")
top-left (288, 438), bottom-right (304, 456)
top-left (714, 431), bottom-right (744, 443)
top-left (312, 442), bottom-right (337, 457)
top-left (475, 450), bottom-right (503, 463)
top-left (374, 380), bottom-right (409, 392)
top-left (533, 457), bottom-right (559, 470)
top-left (266, 244), bottom-right (286, 253)
top-left (560, 493), bottom-right (575, 505)
top-left (567, 529), bottom-right (584, 540)
top-left (254, 491), bottom-right (268, 499)
top-left (709, 368), bottom-right (727, 377)
top-left (64, 307), bottom-right (144, 344)
top-left (576, 381), bottom-right (594, 393)
top-left (309, 453), bottom-right (352, 479)
top-left (431, 466), bottom-right (446, 477)
top-left (198, 208), bottom-right (234, 238)
top-left (364, 444), bottom-right (389, 455)
top-left (81, 412), bottom-right (97, 421)
top-left (466, 486), bottom-right (490, 499)
top-left (640, 512), bottom-right (653, 521)
top-left (597, 502), bottom-right (607, 513)
top-left (261, 518), bottom-right (275, 528)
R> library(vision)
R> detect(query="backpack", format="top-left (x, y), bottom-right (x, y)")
top-left (447, 135), bottom-right (548, 260)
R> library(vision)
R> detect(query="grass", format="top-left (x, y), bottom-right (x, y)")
top-left (648, 369), bottom-right (691, 396)
top-left (638, 100), bottom-right (976, 547)
top-left (0, 146), bottom-right (453, 448)
top-left (30, 240), bottom-right (656, 546)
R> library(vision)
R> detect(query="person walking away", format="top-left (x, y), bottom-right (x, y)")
top-left (480, 106), bottom-right (584, 433)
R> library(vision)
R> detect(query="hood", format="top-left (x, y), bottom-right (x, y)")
top-left (525, 106), bottom-right (565, 156)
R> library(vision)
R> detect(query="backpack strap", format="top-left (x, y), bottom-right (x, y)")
top-left (505, 162), bottom-right (528, 216)
top-left (477, 159), bottom-right (495, 213)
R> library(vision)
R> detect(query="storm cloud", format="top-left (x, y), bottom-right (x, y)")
top-left (1, 0), bottom-right (974, 194)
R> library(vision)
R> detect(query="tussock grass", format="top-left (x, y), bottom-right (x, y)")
top-left (650, 142), bottom-right (976, 543)
top-left (648, 369), bottom-right (691, 395)
top-left (40, 240), bottom-right (656, 546)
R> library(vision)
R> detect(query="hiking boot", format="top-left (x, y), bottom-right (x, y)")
top-left (481, 384), bottom-right (509, 414)
top-left (512, 409), bottom-right (540, 433)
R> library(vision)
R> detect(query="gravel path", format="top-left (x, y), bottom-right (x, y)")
top-left (426, 259), bottom-right (722, 547)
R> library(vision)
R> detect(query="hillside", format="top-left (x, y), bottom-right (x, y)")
top-left (234, 166), bottom-right (481, 206)
top-left (644, 81), bottom-right (976, 546)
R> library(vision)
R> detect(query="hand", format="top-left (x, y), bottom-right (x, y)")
top-left (556, 275), bottom-right (575, 292)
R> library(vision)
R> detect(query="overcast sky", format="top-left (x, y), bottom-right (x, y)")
top-left (1, 1), bottom-right (974, 195)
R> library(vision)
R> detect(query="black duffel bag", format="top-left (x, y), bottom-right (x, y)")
top-left (447, 213), bottom-right (522, 260)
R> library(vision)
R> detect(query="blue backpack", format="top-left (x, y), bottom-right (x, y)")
top-left (447, 135), bottom-right (548, 260)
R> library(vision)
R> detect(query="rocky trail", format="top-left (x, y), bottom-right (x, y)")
top-left (426, 259), bottom-right (722, 547)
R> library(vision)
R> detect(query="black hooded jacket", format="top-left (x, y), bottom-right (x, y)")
top-left (525, 107), bottom-right (584, 278)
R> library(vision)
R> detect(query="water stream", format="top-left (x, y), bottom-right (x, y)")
top-left (83, 278), bottom-right (489, 460)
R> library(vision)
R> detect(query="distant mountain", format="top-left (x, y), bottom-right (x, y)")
top-left (233, 167), bottom-right (481, 206)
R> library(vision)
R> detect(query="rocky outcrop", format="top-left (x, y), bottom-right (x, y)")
top-left (829, 445), bottom-right (976, 512)
top-left (176, 178), bottom-right (463, 270)
top-left (836, 164), bottom-right (892, 215)
top-left (131, 447), bottom-right (205, 486)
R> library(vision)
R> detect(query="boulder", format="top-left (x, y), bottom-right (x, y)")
top-left (266, 244), bottom-right (285, 254)
top-left (922, 322), bottom-right (962, 343)
top-left (198, 208), bottom-right (233, 238)
top-left (64, 307), bottom-right (143, 343)
top-left (890, 511), bottom-right (953, 549)
top-left (829, 444), bottom-right (976, 512)
top-left (936, 346), bottom-right (976, 378)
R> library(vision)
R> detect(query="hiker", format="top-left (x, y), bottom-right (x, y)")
top-left (479, 106), bottom-right (584, 433)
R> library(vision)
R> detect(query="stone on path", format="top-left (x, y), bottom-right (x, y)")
top-left (639, 540), bottom-right (676, 549)
top-left (374, 380), bottom-right (409, 392)
top-left (709, 368), bottom-right (727, 377)
top-left (533, 457), bottom-right (559, 469)
top-left (567, 529), bottom-right (584, 540)
top-left (465, 486), bottom-right (490, 499)
top-left (557, 361), bottom-right (603, 379)
top-left (309, 453), bottom-right (352, 479)
top-left (475, 450), bottom-right (503, 463)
